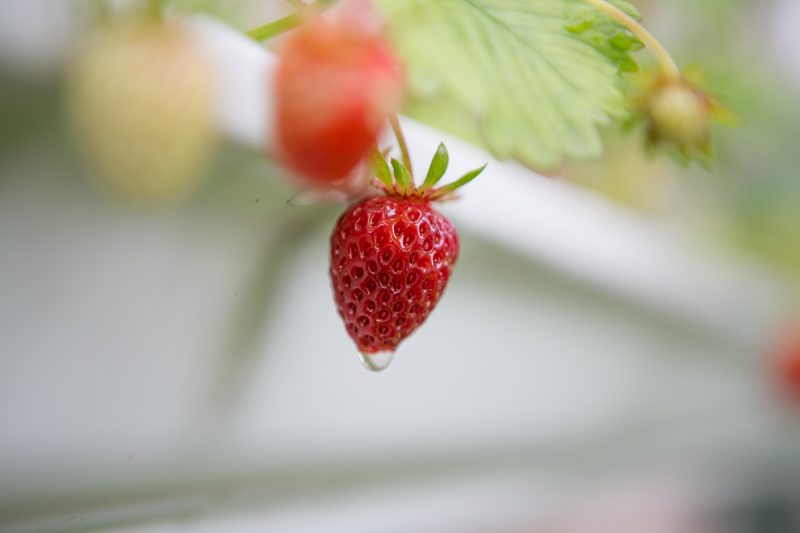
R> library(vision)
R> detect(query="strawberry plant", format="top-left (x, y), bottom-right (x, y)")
top-left (375, 0), bottom-right (724, 171)
top-left (75, 0), bottom-right (724, 369)
top-left (243, 0), bottom-right (722, 369)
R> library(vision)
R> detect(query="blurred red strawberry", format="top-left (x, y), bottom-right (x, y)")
top-left (274, 2), bottom-right (403, 184)
top-left (66, 18), bottom-right (215, 203)
top-left (774, 323), bottom-right (800, 403)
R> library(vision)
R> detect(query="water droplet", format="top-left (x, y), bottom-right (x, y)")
top-left (358, 351), bottom-right (394, 372)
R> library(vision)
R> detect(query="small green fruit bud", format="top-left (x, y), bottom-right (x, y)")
top-left (647, 81), bottom-right (712, 148)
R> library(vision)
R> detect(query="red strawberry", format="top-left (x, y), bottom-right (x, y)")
top-left (773, 324), bottom-right (800, 404)
top-left (274, 4), bottom-right (403, 184)
top-left (329, 143), bottom-right (485, 367)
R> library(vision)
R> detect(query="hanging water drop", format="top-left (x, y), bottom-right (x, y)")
top-left (358, 351), bottom-right (394, 372)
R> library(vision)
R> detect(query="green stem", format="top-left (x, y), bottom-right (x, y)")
top-left (583, 0), bottom-right (681, 80)
top-left (246, 0), bottom-right (335, 42)
top-left (389, 114), bottom-right (413, 176)
top-left (246, 12), bottom-right (302, 41)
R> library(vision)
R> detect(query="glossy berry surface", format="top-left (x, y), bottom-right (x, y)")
top-left (274, 15), bottom-right (403, 183)
top-left (330, 195), bottom-right (459, 354)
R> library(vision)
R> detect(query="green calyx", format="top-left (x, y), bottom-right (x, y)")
top-left (369, 143), bottom-right (486, 201)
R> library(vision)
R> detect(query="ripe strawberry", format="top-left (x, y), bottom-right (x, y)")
top-left (274, 4), bottom-right (403, 184)
top-left (66, 17), bottom-right (214, 203)
top-left (329, 144), bottom-right (485, 361)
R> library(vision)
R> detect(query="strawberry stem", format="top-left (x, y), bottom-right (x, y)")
top-left (245, 0), bottom-right (336, 42)
top-left (389, 113), bottom-right (413, 177)
top-left (582, 0), bottom-right (680, 80)
top-left (246, 12), bottom-right (302, 41)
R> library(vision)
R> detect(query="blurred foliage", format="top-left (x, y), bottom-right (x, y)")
top-left (0, 75), bottom-right (63, 160)
top-left (566, 0), bottom-right (800, 278)
top-left (377, 0), bottom-right (640, 172)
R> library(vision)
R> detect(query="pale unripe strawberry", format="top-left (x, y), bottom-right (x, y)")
top-left (66, 18), bottom-right (215, 203)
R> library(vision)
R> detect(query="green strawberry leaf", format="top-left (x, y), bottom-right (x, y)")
top-left (369, 148), bottom-right (394, 187)
top-left (421, 142), bottom-right (449, 190)
top-left (564, 2), bottom-right (643, 74)
top-left (377, 0), bottom-right (642, 171)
